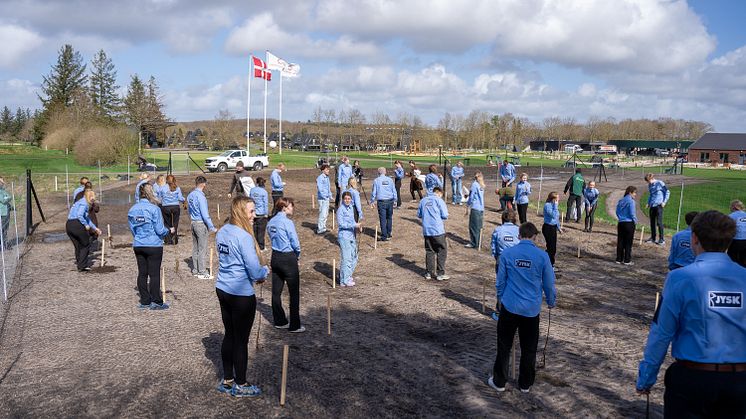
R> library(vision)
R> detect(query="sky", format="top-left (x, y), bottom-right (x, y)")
top-left (2, 0), bottom-right (746, 131)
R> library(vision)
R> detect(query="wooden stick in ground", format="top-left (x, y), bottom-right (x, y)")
top-left (312, 194), bottom-right (315, 209)
top-left (107, 224), bottom-right (111, 243)
top-left (654, 292), bottom-right (661, 312)
top-left (332, 209), bottom-right (335, 230)
top-left (577, 241), bottom-right (581, 258)
top-left (161, 265), bottom-right (166, 304)
top-left (101, 236), bottom-right (106, 267)
top-left (327, 294), bottom-right (332, 336)
top-left (639, 226), bottom-right (645, 245)
top-left (332, 259), bottom-right (336, 288)
top-left (217, 203), bottom-right (221, 224)
top-left (478, 228), bottom-right (483, 251)
top-left (374, 225), bottom-right (378, 249)
top-left (280, 345), bottom-right (289, 406)
top-left (210, 247), bottom-right (214, 277)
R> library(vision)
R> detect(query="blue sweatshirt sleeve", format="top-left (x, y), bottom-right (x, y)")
top-left (491, 230), bottom-right (498, 259)
top-left (439, 199), bottom-right (448, 219)
top-left (663, 184), bottom-right (670, 205)
top-left (288, 223), bottom-right (301, 256)
top-left (496, 253), bottom-right (508, 298)
top-left (637, 278), bottom-right (681, 390)
top-left (667, 239), bottom-right (676, 270)
top-left (241, 236), bottom-right (269, 282)
top-left (369, 180), bottom-right (378, 203)
top-left (177, 188), bottom-right (185, 203)
top-left (542, 255), bottom-right (557, 308)
top-left (152, 206), bottom-right (169, 238)
top-left (354, 192), bottom-right (363, 218)
top-left (417, 202), bottom-right (423, 219)
top-left (199, 195), bottom-right (215, 230)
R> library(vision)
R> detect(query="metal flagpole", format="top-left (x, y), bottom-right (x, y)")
top-left (279, 72), bottom-right (283, 155)
top-left (263, 65), bottom-right (268, 154)
top-left (247, 55), bottom-right (252, 155)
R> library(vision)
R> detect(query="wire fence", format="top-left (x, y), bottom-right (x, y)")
top-left (1, 173), bottom-right (28, 309)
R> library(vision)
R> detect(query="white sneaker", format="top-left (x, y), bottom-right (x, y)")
top-left (197, 273), bottom-right (213, 280)
top-left (520, 387), bottom-right (530, 393)
top-left (274, 323), bottom-right (290, 329)
top-left (436, 275), bottom-right (450, 281)
top-left (424, 273), bottom-right (432, 280)
top-left (487, 376), bottom-right (505, 393)
top-left (289, 326), bottom-right (306, 333)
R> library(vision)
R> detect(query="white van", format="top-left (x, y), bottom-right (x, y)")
top-left (564, 144), bottom-right (583, 154)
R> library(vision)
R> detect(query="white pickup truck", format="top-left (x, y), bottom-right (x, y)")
top-left (205, 150), bottom-right (269, 172)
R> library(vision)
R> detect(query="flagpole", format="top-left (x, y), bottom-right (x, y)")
top-left (263, 70), bottom-right (268, 154)
top-left (247, 55), bottom-right (252, 155)
top-left (279, 72), bottom-right (283, 155)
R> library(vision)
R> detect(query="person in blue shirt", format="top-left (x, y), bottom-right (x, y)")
top-left (500, 160), bottom-right (516, 187)
top-left (128, 183), bottom-right (173, 310)
top-left (583, 181), bottom-right (600, 233)
top-left (636, 210), bottom-right (746, 418)
top-left (66, 189), bottom-right (101, 271)
top-left (215, 195), bottom-right (269, 398)
top-left (466, 171), bottom-right (486, 249)
top-left (450, 161), bottom-right (464, 205)
top-left (72, 176), bottom-right (89, 202)
top-left (616, 186), bottom-right (638, 265)
top-left (316, 165), bottom-right (332, 234)
top-left (187, 176), bottom-right (217, 279)
top-left (668, 211), bottom-right (698, 270)
top-left (338, 191), bottom-right (362, 287)
top-left (345, 177), bottom-right (364, 222)
top-left (134, 173), bottom-right (150, 204)
top-left (490, 210), bottom-right (521, 320)
top-left (153, 174), bottom-right (167, 203)
top-left (727, 200), bottom-right (746, 267)
top-left (542, 192), bottom-right (562, 267)
top-left (160, 175), bottom-right (185, 245)
top-left (417, 187), bottom-right (449, 280)
top-left (249, 177), bottom-right (270, 250)
top-left (267, 197), bottom-right (304, 332)
top-left (488, 222), bottom-right (556, 394)
top-left (369, 167), bottom-right (396, 241)
top-left (425, 164), bottom-right (443, 196)
top-left (514, 173), bottom-right (531, 224)
top-left (335, 156), bottom-right (352, 208)
top-left (644, 173), bottom-right (670, 245)
top-left (394, 160), bottom-right (405, 208)
top-left (270, 162), bottom-right (286, 207)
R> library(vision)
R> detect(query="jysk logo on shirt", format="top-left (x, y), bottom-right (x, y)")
top-left (516, 259), bottom-right (531, 269)
top-left (739, 217), bottom-right (746, 223)
top-left (680, 241), bottom-right (690, 248)
top-left (269, 226), bottom-right (277, 234)
top-left (504, 236), bottom-right (514, 242)
top-left (425, 201), bottom-right (434, 207)
top-left (218, 243), bottom-right (230, 255)
top-left (708, 291), bottom-right (742, 308)
top-left (135, 216), bottom-right (146, 223)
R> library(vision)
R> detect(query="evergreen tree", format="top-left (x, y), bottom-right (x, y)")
top-left (0, 106), bottom-right (11, 134)
top-left (89, 49), bottom-right (121, 120)
top-left (123, 74), bottom-right (148, 131)
top-left (39, 44), bottom-right (88, 109)
top-left (12, 107), bottom-right (26, 135)
top-left (146, 75), bottom-right (167, 125)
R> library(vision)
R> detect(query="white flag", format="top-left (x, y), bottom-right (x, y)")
top-left (266, 50), bottom-right (300, 77)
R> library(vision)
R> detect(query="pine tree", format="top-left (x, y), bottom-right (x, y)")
top-left (123, 74), bottom-right (148, 130)
top-left (39, 44), bottom-right (87, 109)
top-left (12, 107), bottom-right (26, 135)
top-left (0, 106), bottom-right (11, 134)
top-left (89, 49), bottom-right (121, 120)
top-left (145, 75), bottom-right (166, 125)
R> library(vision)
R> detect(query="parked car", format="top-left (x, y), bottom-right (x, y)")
top-left (564, 144), bottom-right (583, 154)
top-left (205, 150), bottom-right (269, 172)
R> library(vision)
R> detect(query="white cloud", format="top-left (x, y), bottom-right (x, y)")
top-left (0, 23), bottom-right (44, 68)
top-left (0, 78), bottom-right (39, 109)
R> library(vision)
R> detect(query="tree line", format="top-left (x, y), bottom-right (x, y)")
top-left (0, 107), bottom-right (36, 141)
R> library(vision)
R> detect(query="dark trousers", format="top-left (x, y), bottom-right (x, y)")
top-left (424, 234), bottom-right (447, 276)
top-left (542, 223), bottom-right (557, 265)
top-left (584, 204), bottom-right (597, 231)
top-left (727, 239), bottom-right (746, 268)
top-left (650, 205), bottom-right (665, 241)
top-left (395, 178), bottom-right (402, 207)
top-left (410, 179), bottom-right (423, 200)
top-left (377, 199), bottom-right (394, 239)
top-left (499, 196), bottom-right (514, 212)
top-left (66, 219), bottom-right (91, 271)
top-left (566, 194), bottom-right (582, 222)
top-left (253, 216), bottom-right (268, 250)
top-left (492, 306), bottom-right (540, 389)
top-left (216, 288), bottom-right (256, 385)
top-left (271, 251), bottom-right (301, 330)
top-left (334, 183), bottom-right (341, 208)
top-left (162, 205), bottom-right (180, 245)
top-left (271, 190), bottom-right (283, 207)
top-left (616, 221), bottom-right (636, 263)
top-left (517, 203), bottom-right (528, 224)
top-left (134, 246), bottom-right (163, 305)
top-left (663, 361), bottom-right (746, 419)
top-left (469, 209), bottom-right (484, 247)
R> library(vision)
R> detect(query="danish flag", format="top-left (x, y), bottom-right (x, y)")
top-left (252, 56), bottom-right (272, 81)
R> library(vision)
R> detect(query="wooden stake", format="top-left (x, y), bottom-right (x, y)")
top-left (478, 228), bottom-right (483, 251)
top-left (374, 225), bottom-right (378, 249)
top-left (327, 294), bottom-right (332, 336)
top-left (161, 265), bottom-right (166, 304)
top-left (54, 176), bottom-right (58, 191)
top-left (175, 258), bottom-right (179, 273)
top-left (210, 247), bottom-right (214, 277)
top-left (332, 209), bottom-right (335, 230)
top-left (101, 235), bottom-right (106, 267)
top-left (481, 278), bottom-right (486, 313)
top-left (332, 259), bottom-right (336, 288)
top-left (280, 345), bottom-right (289, 406)
top-left (654, 292), bottom-right (661, 312)
top-left (312, 194), bottom-right (315, 209)
top-left (217, 203), bottom-right (221, 223)
top-left (255, 306), bottom-right (262, 349)
top-left (639, 226), bottom-right (645, 245)
top-left (577, 242), bottom-right (581, 258)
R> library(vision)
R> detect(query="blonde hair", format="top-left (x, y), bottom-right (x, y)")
top-left (732, 200), bottom-right (744, 211)
top-left (229, 196), bottom-right (265, 265)
top-left (139, 172), bottom-right (149, 181)
top-left (139, 183), bottom-right (160, 205)
top-left (474, 171), bottom-right (485, 189)
top-left (347, 177), bottom-right (358, 189)
top-left (84, 189), bottom-right (96, 204)
top-left (156, 174), bottom-right (166, 186)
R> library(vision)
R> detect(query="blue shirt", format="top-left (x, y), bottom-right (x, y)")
top-left (215, 224), bottom-right (269, 297)
top-left (616, 194), bottom-right (638, 223)
top-left (467, 181), bottom-right (485, 211)
top-left (543, 202), bottom-right (559, 226)
top-left (637, 252), bottom-right (746, 390)
top-left (491, 222), bottom-right (520, 260)
top-left (425, 173), bottom-right (442, 196)
top-left (394, 167), bottom-right (405, 180)
top-left (344, 188), bottom-right (363, 220)
top-left (514, 181), bottom-right (531, 205)
top-left (450, 166), bottom-right (464, 180)
top-left (497, 239), bottom-right (557, 317)
top-left (647, 180), bottom-right (670, 207)
top-left (336, 202), bottom-right (358, 242)
top-left (317, 174), bottom-right (331, 200)
top-left (160, 186), bottom-right (185, 207)
top-left (153, 183), bottom-right (168, 202)
top-left (270, 169), bottom-right (284, 192)
top-left (128, 201), bottom-right (169, 247)
top-left (67, 198), bottom-right (96, 229)
top-left (187, 188), bottom-right (216, 230)
top-left (500, 163), bottom-right (516, 184)
top-left (72, 185), bottom-right (85, 201)
top-left (134, 179), bottom-right (149, 203)
top-left (267, 212), bottom-right (300, 256)
top-left (583, 187), bottom-right (600, 207)
top-left (369, 174), bottom-right (396, 202)
top-left (417, 194), bottom-right (448, 236)
top-left (668, 228), bottom-right (694, 270)
top-left (249, 186), bottom-right (269, 216)
top-left (337, 163), bottom-right (353, 188)
top-left (730, 210), bottom-right (746, 240)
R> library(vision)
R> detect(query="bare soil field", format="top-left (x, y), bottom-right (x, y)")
top-left (0, 166), bottom-right (683, 418)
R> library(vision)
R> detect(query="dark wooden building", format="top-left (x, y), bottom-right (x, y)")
top-left (688, 133), bottom-right (746, 165)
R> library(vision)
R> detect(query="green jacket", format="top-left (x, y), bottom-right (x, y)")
top-left (0, 188), bottom-right (11, 217)
top-left (564, 173), bottom-right (585, 196)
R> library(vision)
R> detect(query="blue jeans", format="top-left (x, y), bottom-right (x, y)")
top-left (339, 237), bottom-right (358, 284)
top-left (451, 179), bottom-right (462, 204)
top-left (377, 200), bottom-right (394, 238)
top-left (317, 198), bottom-right (329, 232)
top-left (469, 209), bottom-right (484, 247)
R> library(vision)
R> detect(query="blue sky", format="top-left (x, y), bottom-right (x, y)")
top-left (2, 0), bottom-right (746, 131)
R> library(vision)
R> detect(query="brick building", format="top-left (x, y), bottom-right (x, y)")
top-left (688, 133), bottom-right (746, 165)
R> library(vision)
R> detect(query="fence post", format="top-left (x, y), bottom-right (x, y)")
top-left (11, 181), bottom-right (19, 262)
top-left (676, 180), bottom-right (684, 232)
top-left (127, 155), bottom-right (131, 185)
top-left (98, 160), bottom-right (103, 203)
top-left (26, 169), bottom-right (32, 237)
top-left (65, 164), bottom-right (70, 210)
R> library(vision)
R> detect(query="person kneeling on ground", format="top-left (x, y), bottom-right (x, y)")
top-left (489, 222), bottom-right (556, 394)
top-left (417, 186), bottom-right (449, 281)
top-left (215, 196), bottom-right (269, 397)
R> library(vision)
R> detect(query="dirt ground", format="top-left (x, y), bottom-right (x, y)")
top-left (0, 166), bottom-right (684, 418)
